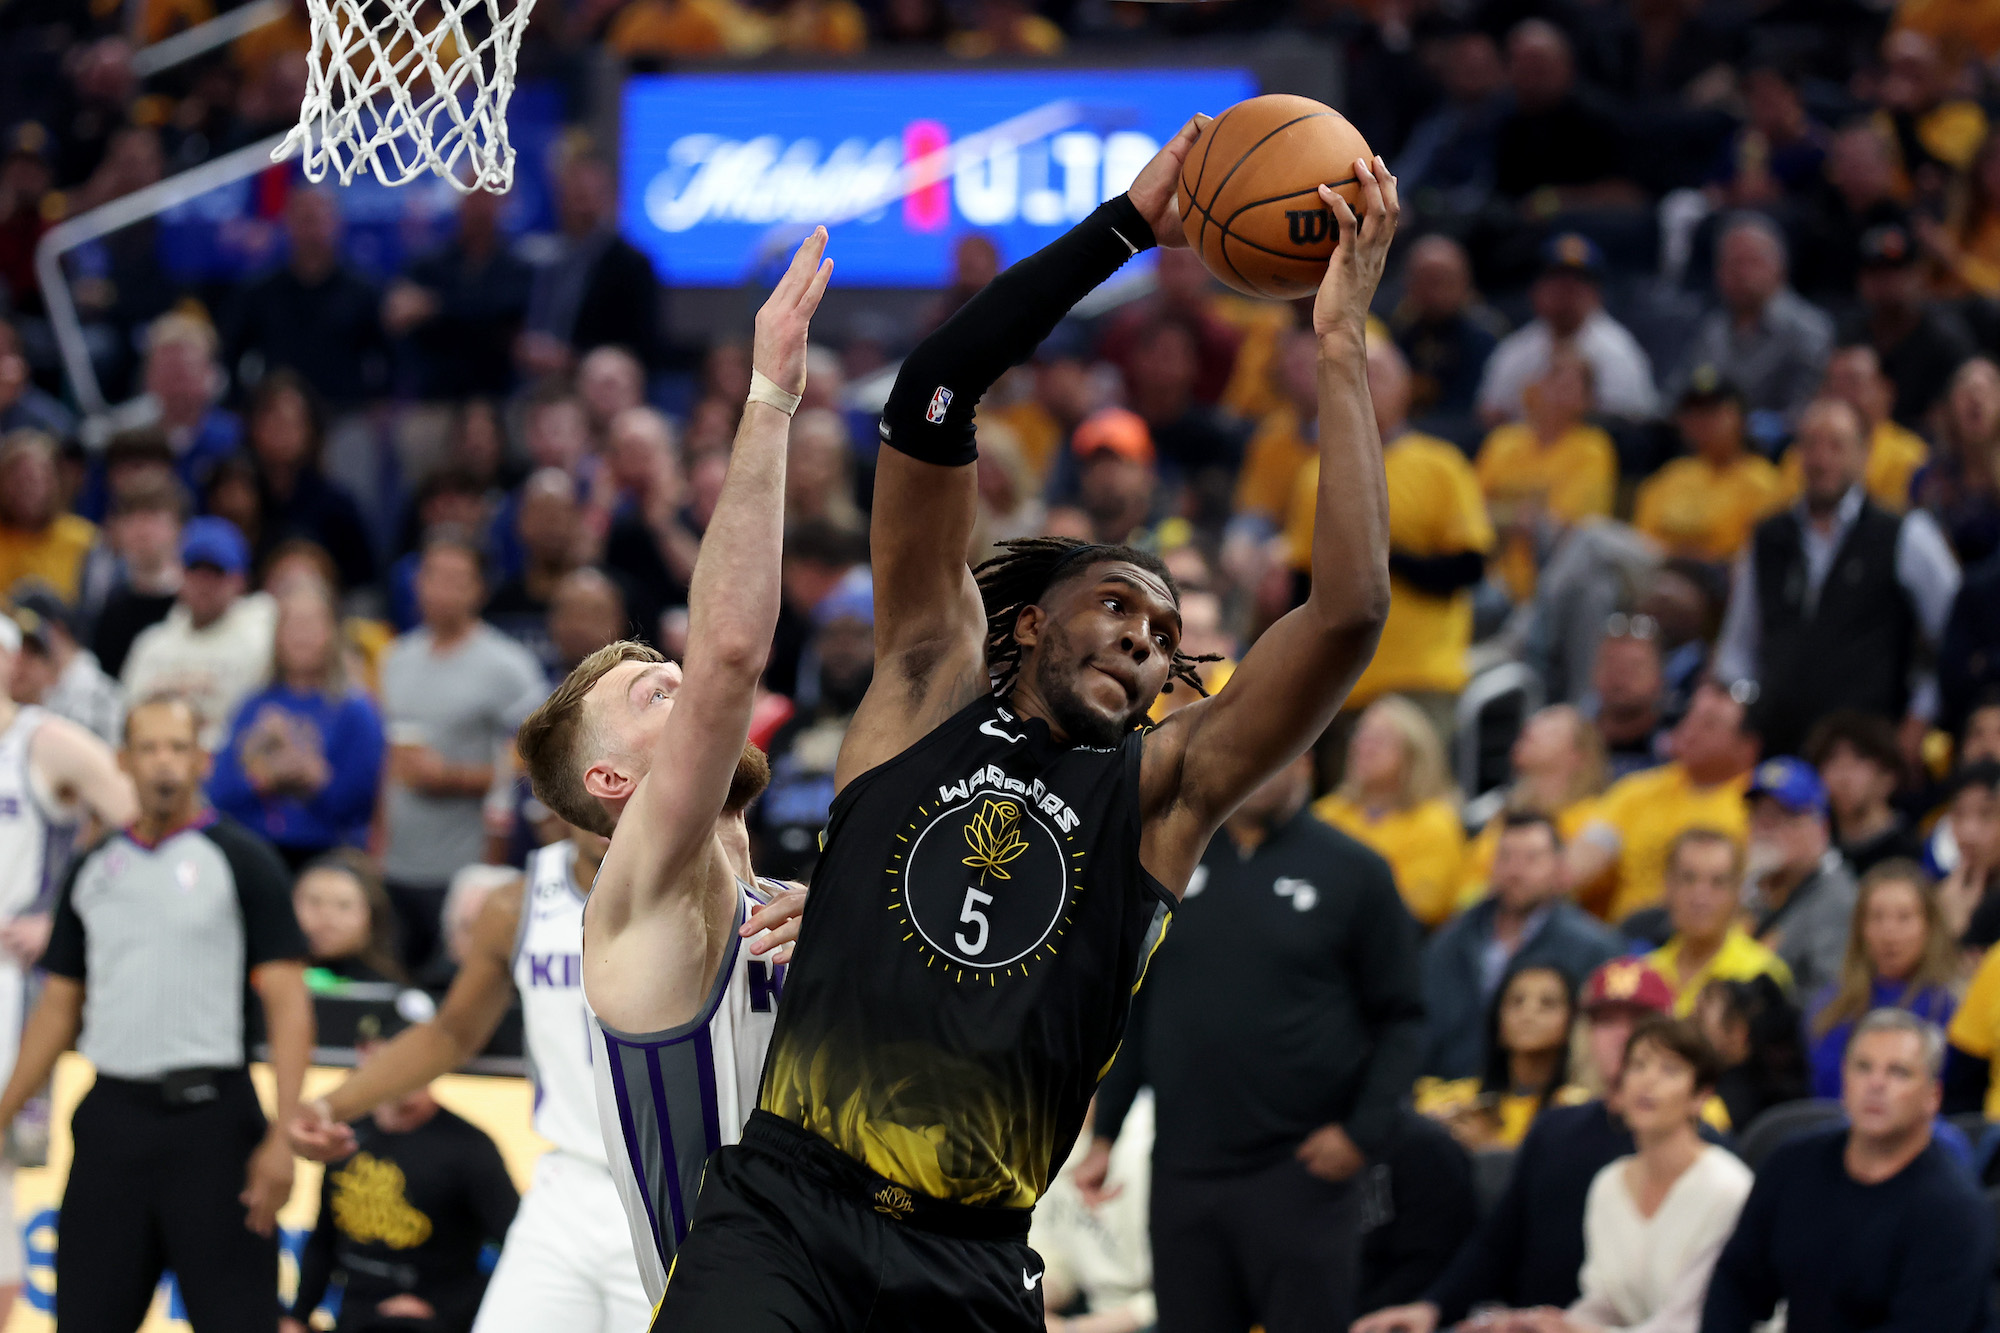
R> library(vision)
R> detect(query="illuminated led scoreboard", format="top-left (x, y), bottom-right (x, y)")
top-left (619, 67), bottom-right (1260, 287)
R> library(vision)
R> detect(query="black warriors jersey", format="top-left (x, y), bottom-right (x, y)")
top-left (758, 694), bottom-right (1172, 1208)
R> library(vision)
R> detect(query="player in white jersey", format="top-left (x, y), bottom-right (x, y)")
top-left (0, 615), bottom-right (135, 1323)
top-left (513, 228), bottom-right (832, 1299)
top-left (289, 827), bottom-right (808, 1331)
top-left (588, 871), bottom-right (794, 1299)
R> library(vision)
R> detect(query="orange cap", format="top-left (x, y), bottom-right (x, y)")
top-left (1072, 408), bottom-right (1155, 466)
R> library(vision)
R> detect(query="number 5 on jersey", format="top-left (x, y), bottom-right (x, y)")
top-left (955, 888), bottom-right (993, 956)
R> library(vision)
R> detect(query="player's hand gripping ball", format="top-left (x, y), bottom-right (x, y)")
top-left (1175, 93), bottom-right (1376, 299)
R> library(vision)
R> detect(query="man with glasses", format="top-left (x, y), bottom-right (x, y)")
top-left (1590, 612), bottom-right (1669, 781)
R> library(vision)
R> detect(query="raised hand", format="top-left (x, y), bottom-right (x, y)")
top-left (740, 881), bottom-right (808, 966)
top-left (1312, 156), bottom-right (1400, 342)
top-left (752, 226), bottom-right (835, 399)
top-left (1125, 114), bottom-right (1212, 250)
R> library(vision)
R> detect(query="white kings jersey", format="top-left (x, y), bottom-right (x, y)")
top-left (587, 876), bottom-right (788, 1304)
top-left (0, 707), bottom-right (77, 918)
top-left (511, 840), bottom-right (606, 1166)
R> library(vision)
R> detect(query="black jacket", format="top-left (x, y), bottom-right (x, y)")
top-left (1096, 806), bottom-right (1425, 1171)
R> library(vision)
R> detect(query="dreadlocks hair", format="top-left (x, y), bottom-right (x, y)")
top-left (972, 536), bottom-right (1222, 699)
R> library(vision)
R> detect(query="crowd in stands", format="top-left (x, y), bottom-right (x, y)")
top-left (5, 0), bottom-right (2000, 1329)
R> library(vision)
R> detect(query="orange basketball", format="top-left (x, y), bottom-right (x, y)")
top-left (1175, 94), bottom-right (1375, 300)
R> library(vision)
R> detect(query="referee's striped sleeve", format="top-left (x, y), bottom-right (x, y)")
top-left (205, 818), bottom-right (307, 966)
top-left (42, 844), bottom-right (92, 981)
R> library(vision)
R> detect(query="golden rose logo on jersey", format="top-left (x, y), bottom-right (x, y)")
top-left (962, 799), bottom-right (1030, 879)
top-left (890, 787), bottom-right (1080, 982)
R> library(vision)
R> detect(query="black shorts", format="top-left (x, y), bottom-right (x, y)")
top-left (653, 1111), bottom-right (1046, 1333)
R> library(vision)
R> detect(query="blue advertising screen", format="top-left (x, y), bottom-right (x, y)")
top-left (619, 67), bottom-right (1259, 288)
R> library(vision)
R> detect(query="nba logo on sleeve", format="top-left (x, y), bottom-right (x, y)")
top-left (926, 386), bottom-right (953, 424)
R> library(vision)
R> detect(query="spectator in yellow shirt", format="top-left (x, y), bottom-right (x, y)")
top-left (1458, 704), bottom-right (1609, 905)
top-left (1897, 0), bottom-right (2000, 61)
top-left (1569, 681), bottom-right (1760, 923)
top-left (0, 432), bottom-right (96, 603)
top-left (1289, 340), bottom-right (1493, 723)
top-left (1647, 828), bottom-right (1794, 1015)
top-left (1779, 344), bottom-right (1930, 511)
top-left (1947, 933), bottom-right (2000, 1118)
top-left (1233, 327), bottom-right (1320, 529)
top-left (1313, 695), bottom-right (1466, 927)
top-left (1415, 962), bottom-right (1591, 1151)
top-left (1475, 349), bottom-right (1617, 601)
top-left (1634, 372), bottom-right (1785, 564)
top-left (1920, 130), bottom-right (2000, 300)
top-left (1874, 29), bottom-right (1989, 196)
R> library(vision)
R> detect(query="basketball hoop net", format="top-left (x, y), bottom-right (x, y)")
top-left (275, 0), bottom-right (535, 192)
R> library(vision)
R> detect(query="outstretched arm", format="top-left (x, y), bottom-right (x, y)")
top-left (838, 119), bottom-right (1209, 789)
top-left (31, 715), bottom-right (138, 833)
top-left (1142, 162), bottom-right (1398, 890)
top-left (288, 880), bottom-right (523, 1161)
top-left (593, 230), bottom-right (832, 921)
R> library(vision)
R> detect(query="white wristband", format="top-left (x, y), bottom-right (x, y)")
top-left (747, 369), bottom-right (802, 417)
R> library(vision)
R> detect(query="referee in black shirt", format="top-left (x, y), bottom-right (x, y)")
top-left (0, 692), bottom-right (315, 1332)
top-left (1085, 753), bottom-right (1426, 1333)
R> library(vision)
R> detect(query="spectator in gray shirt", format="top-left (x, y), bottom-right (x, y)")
top-left (1671, 214), bottom-right (1834, 443)
top-left (1745, 757), bottom-right (1858, 1000)
top-left (380, 536), bottom-right (546, 970)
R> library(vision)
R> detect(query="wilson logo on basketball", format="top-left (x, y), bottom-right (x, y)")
top-left (1285, 209), bottom-right (1332, 246)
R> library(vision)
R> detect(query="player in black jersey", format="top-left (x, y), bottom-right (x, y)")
top-left (654, 123), bottom-right (1399, 1331)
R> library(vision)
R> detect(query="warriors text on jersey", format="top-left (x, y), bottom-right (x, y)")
top-left (758, 694), bottom-right (1171, 1209)
top-left (511, 840), bottom-right (603, 1166)
top-left (587, 877), bottom-right (787, 1302)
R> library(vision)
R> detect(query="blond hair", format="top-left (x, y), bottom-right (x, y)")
top-left (1341, 694), bottom-right (1457, 810)
top-left (517, 640), bottom-right (663, 837)
top-left (146, 310), bottom-right (219, 362)
top-left (1535, 704), bottom-right (1609, 808)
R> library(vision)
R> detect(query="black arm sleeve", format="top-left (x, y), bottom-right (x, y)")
top-left (1942, 1043), bottom-right (1990, 1118)
top-left (1341, 860), bottom-right (1428, 1159)
top-left (206, 818), bottom-right (308, 967)
top-left (879, 195), bottom-right (1155, 466)
top-left (1388, 549), bottom-right (1487, 596)
top-left (41, 851), bottom-right (92, 982)
top-left (289, 1171), bottom-right (339, 1321)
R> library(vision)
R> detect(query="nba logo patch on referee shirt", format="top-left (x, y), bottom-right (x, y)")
top-left (926, 386), bottom-right (953, 423)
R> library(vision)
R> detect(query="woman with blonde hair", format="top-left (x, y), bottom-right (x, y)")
top-left (1805, 860), bottom-right (1958, 1097)
top-left (1458, 705), bottom-right (1610, 905)
top-left (1313, 695), bottom-right (1465, 926)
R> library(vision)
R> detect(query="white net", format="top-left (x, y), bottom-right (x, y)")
top-left (276, 0), bottom-right (535, 192)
